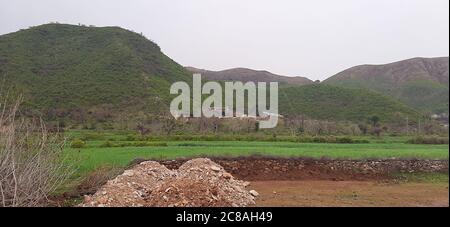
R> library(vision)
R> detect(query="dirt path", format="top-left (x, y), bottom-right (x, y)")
top-left (250, 181), bottom-right (449, 207)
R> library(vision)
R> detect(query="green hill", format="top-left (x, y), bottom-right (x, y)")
top-left (324, 57), bottom-right (449, 114)
top-left (0, 23), bottom-right (191, 120)
top-left (0, 24), bottom-right (424, 125)
top-left (279, 84), bottom-right (422, 123)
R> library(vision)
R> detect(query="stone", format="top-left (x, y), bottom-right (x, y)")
top-left (249, 190), bottom-right (259, 197)
top-left (98, 197), bottom-right (108, 204)
top-left (83, 195), bottom-right (92, 203)
top-left (210, 166), bottom-right (221, 172)
top-left (123, 170), bottom-right (135, 177)
top-left (222, 172), bottom-right (233, 179)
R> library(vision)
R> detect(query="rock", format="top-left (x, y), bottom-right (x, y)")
top-left (222, 172), bottom-right (233, 179)
top-left (249, 190), bottom-right (259, 197)
top-left (210, 166), bottom-right (221, 172)
top-left (83, 195), bottom-right (92, 203)
top-left (98, 197), bottom-right (108, 204)
top-left (123, 170), bottom-right (135, 177)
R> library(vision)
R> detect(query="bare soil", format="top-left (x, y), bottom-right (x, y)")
top-left (57, 157), bottom-right (449, 207)
top-left (158, 157), bottom-right (448, 181)
top-left (250, 180), bottom-right (449, 207)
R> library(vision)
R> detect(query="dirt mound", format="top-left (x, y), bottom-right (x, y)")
top-left (81, 159), bottom-right (256, 207)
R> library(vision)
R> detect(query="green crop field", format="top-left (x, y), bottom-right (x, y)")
top-left (66, 139), bottom-right (449, 177)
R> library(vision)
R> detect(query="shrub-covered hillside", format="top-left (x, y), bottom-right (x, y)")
top-left (0, 23), bottom-right (191, 120)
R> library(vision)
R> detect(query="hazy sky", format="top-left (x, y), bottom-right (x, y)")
top-left (0, 0), bottom-right (448, 80)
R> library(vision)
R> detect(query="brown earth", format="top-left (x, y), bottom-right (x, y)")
top-left (155, 157), bottom-right (449, 181)
top-left (61, 157), bottom-right (449, 207)
top-left (250, 181), bottom-right (449, 207)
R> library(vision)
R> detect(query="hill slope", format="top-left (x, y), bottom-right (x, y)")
top-left (0, 24), bottom-right (423, 124)
top-left (186, 66), bottom-right (422, 122)
top-left (279, 84), bottom-right (422, 122)
top-left (186, 67), bottom-right (313, 86)
top-left (0, 23), bottom-right (191, 119)
top-left (324, 57), bottom-right (449, 114)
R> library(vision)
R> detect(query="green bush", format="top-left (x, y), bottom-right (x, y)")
top-left (125, 134), bottom-right (139, 141)
top-left (335, 137), bottom-right (354, 144)
top-left (99, 141), bottom-right (114, 148)
top-left (407, 136), bottom-right (449, 145)
top-left (70, 139), bottom-right (86, 148)
top-left (145, 134), bottom-right (372, 144)
top-left (98, 141), bottom-right (168, 148)
top-left (295, 136), bottom-right (369, 144)
top-left (80, 132), bottom-right (104, 141)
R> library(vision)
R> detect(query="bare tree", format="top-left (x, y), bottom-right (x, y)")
top-left (372, 127), bottom-right (383, 137)
top-left (211, 117), bottom-right (221, 134)
top-left (160, 116), bottom-right (181, 136)
top-left (136, 123), bottom-right (150, 136)
top-left (286, 114), bottom-right (305, 136)
top-left (358, 124), bottom-right (368, 135)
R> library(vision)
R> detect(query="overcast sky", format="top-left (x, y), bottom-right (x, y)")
top-left (0, 0), bottom-right (448, 80)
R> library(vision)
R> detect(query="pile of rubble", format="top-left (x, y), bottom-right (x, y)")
top-left (81, 158), bottom-right (257, 207)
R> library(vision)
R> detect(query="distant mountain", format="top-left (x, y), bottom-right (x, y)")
top-left (324, 57), bottom-right (449, 114)
top-left (279, 84), bottom-right (421, 123)
top-left (0, 23), bottom-right (191, 120)
top-left (185, 67), bottom-right (313, 86)
top-left (185, 66), bottom-right (422, 122)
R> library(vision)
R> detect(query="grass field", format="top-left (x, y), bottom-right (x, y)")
top-left (58, 131), bottom-right (449, 202)
top-left (66, 139), bottom-right (449, 177)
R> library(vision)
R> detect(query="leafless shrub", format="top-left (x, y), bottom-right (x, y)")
top-left (160, 116), bottom-right (182, 136)
top-left (0, 95), bottom-right (76, 207)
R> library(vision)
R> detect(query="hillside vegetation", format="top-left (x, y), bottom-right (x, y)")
top-left (0, 23), bottom-right (191, 120)
top-left (324, 57), bottom-right (449, 114)
top-left (279, 84), bottom-right (422, 123)
top-left (0, 24), bottom-right (430, 125)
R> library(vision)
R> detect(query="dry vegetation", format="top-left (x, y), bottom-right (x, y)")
top-left (0, 95), bottom-right (75, 207)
